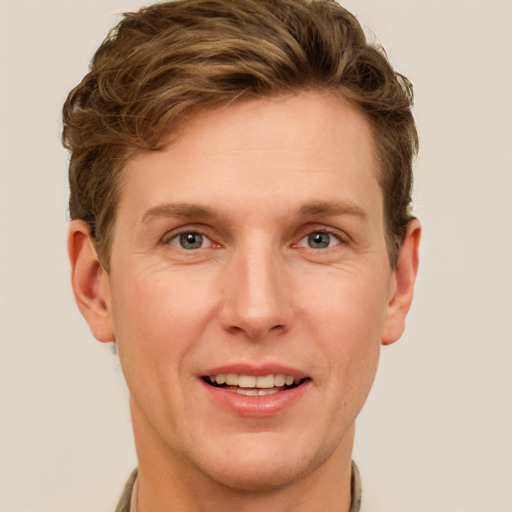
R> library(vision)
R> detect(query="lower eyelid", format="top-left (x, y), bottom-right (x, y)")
top-left (296, 231), bottom-right (343, 248)
top-left (162, 228), bottom-right (345, 250)
top-left (166, 231), bottom-right (211, 248)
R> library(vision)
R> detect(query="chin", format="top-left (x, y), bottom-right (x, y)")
top-left (192, 434), bottom-right (332, 493)
top-left (206, 459), bottom-right (310, 493)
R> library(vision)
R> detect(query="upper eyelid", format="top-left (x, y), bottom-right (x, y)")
top-left (161, 224), bottom-right (214, 243)
top-left (305, 227), bottom-right (342, 237)
top-left (294, 230), bottom-right (343, 248)
top-left (169, 232), bottom-right (213, 250)
top-left (293, 224), bottom-right (348, 242)
top-left (159, 223), bottom-right (348, 245)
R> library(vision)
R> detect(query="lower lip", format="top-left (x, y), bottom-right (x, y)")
top-left (201, 380), bottom-right (310, 417)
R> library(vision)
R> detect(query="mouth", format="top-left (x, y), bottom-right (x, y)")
top-left (202, 373), bottom-right (310, 396)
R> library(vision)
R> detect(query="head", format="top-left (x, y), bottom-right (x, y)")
top-left (65, 0), bottom-right (421, 500)
top-left (63, 0), bottom-right (417, 271)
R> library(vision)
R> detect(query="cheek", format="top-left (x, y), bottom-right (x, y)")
top-left (110, 268), bottom-right (217, 379)
top-left (314, 291), bottom-right (382, 426)
top-left (300, 266), bottom-right (389, 339)
top-left (298, 268), bottom-right (388, 388)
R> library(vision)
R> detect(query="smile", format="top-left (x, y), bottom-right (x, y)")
top-left (203, 373), bottom-right (308, 396)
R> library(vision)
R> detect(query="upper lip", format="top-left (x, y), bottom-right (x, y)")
top-left (200, 363), bottom-right (309, 380)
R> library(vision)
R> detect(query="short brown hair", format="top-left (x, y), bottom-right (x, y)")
top-left (62, 0), bottom-right (417, 269)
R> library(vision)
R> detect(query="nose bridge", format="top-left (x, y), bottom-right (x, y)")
top-left (220, 235), bottom-right (292, 339)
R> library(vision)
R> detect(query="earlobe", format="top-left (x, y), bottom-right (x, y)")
top-left (382, 219), bottom-right (421, 345)
top-left (68, 220), bottom-right (115, 343)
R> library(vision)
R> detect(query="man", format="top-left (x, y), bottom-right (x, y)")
top-left (63, 0), bottom-right (420, 510)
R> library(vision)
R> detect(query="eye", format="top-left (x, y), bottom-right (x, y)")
top-left (169, 232), bottom-right (212, 250)
top-left (299, 231), bottom-right (341, 249)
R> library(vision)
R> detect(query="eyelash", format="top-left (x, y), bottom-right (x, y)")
top-left (296, 229), bottom-right (343, 250)
top-left (164, 229), bottom-right (215, 250)
top-left (162, 226), bottom-right (345, 252)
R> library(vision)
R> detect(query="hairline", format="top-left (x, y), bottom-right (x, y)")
top-left (94, 89), bottom-right (403, 271)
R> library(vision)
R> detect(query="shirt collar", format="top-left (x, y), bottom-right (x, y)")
top-left (116, 461), bottom-right (362, 512)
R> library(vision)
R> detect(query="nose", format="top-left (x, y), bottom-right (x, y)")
top-left (219, 242), bottom-right (294, 341)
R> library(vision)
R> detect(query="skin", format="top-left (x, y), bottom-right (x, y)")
top-left (69, 92), bottom-right (420, 512)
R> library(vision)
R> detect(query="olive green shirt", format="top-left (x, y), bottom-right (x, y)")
top-left (115, 461), bottom-right (362, 512)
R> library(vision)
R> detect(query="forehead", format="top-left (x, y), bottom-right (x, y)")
top-left (118, 92), bottom-right (381, 227)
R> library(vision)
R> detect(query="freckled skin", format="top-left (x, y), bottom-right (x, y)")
top-left (70, 92), bottom-right (420, 512)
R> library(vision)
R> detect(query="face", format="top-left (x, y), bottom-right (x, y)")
top-left (73, 92), bottom-right (417, 492)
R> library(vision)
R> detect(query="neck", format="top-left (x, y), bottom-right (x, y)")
top-left (131, 398), bottom-right (355, 512)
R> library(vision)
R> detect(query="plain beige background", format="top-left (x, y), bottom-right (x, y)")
top-left (1, 1), bottom-right (511, 510)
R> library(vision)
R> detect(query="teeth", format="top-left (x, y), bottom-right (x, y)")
top-left (274, 374), bottom-right (285, 386)
top-left (236, 388), bottom-right (258, 396)
top-left (233, 387), bottom-right (280, 396)
top-left (238, 375), bottom-right (256, 388)
top-left (225, 374), bottom-right (237, 385)
top-left (256, 375), bottom-right (274, 388)
top-left (209, 373), bottom-right (300, 388)
top-left (257, 388), bottom-right (280, 396)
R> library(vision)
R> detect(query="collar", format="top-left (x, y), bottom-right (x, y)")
top-left (116, 461), bottom-right (362, 512)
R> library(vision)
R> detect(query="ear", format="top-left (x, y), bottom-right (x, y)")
top-left (68, 220), bottom-right (115, 342)
top-left (382, 219), bottom-right (421, 345)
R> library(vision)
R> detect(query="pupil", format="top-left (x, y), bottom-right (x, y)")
top-left (180, 232), bottom-right (203, 249)
top-left (308, 232), bottom-right (330, 249)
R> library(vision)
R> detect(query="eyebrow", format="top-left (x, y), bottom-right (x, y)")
top-left (142, 203), bottom-right (218, 223)
top-left (298, 201), bottom-right (368, 220)
top-left (141, 200), bottom-right (368, 224)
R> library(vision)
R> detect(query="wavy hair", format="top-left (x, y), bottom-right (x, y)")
top-left (62, 0), bottom-right (417, 268)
